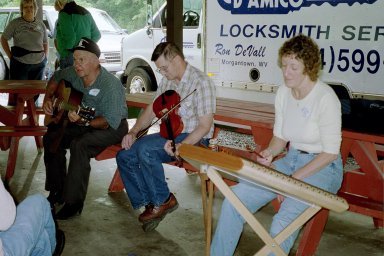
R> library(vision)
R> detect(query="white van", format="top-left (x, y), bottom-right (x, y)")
top-left (0, 5), bottom-right (127, 80)
top-left (119, 0), bottom-right (202, 93)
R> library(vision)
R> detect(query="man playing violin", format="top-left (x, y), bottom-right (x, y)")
top-left (116, 42), bottom-right (216, 231)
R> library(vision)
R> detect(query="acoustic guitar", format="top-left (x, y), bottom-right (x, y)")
top-left (44, 80), bottom-right (95, 126)
top-left (45, 80), bottom-right (95, 153)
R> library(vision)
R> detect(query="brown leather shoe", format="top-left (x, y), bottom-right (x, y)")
top-left (138, 204), bottom-right (154, 223)
top-left (139, 193), bottom-right (178, 223)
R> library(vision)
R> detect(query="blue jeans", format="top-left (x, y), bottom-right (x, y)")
top-left (8, 57), bottom-right (47, 105)
top-left (210, 148), bottom-right (343, 256)
top-left (10, 57), bottom-right (47, 80)
top-left (116, 133), bottom-right (190, 208)
top-left (0, 194), bottom-right (56, 256)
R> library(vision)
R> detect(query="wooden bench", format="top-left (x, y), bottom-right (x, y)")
top-left (0, 125), bottom-right (47, 150)
top-left (214, 97), bottom-right (274, 150)
top-left (94, 144), bottom-right (124, 192)
top-left (0, 126), bottom-right (47, 180)
top-left (338, 130), bottom-right (384, 227)
top-left (0, 126), bottom-right (47, 136)
top-left (2, 105), bottom-right (45, 115)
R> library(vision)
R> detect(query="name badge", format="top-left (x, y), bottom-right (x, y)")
top-left (89, 89), bottom-right (100, 96)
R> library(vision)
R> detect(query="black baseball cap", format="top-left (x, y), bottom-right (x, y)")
top-left (70, 37), bottom-right (101, 58)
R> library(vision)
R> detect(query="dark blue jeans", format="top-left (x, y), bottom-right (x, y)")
top-left (10, 57), bottom-right (46, 80)
top-left (9, 57), bottom-right (47, 105)
top-left (116, 133), bottom-right (190, 209)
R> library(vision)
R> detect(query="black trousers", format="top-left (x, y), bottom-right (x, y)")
top-left (43, 119), bottom-right (128, 203)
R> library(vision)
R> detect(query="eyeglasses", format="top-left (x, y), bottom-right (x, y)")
top-left (156, 64), bottom-right (170, 74)
top-left (156, 56), bottom-right (175, 74)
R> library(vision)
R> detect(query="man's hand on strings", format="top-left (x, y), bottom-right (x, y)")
top-left (42, 98), bottom-right (53, 115)
top-left (68, 110), bottom-right (81, 123)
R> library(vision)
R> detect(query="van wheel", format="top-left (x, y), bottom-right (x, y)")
top-left (0, 55), bottom-right (8, 80)
top-left (126, 67), bottom-right (155, 94)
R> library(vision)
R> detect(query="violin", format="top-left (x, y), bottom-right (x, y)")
top-left (135, 89), bottom-right (196, 165)
top-left (152, 90), bottom-right (184, 166)
top-left (152, 90), bottom-right (184, 141)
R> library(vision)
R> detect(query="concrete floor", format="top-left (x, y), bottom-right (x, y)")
top-left (1, 132), bottom-right (384, 256)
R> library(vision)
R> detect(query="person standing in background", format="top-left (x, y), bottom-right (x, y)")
top-left (55, 0), bottom-right (101, 69)
top-left (53, 0), bottom-right (64, 70)
top-left (0, 0), bottom-right (48, 105)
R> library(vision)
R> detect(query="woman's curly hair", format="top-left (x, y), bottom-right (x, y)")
top-left (278, 34), bottom-right (321, 81)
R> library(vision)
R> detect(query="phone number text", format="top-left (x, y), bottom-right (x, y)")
top-left (320, 47), bottom-right (382, 74)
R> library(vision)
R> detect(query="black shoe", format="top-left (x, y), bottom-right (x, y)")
top-left (53, 229), bottom-right (65, 256)
top-left (56, 202), bottom-right (84, 220)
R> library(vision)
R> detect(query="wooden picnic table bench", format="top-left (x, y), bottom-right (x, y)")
top-left (1, 105), bottom-right (45, 116)
top-left (0, 126), bottom-right (47, 180)
top-left (0, 80), bottom-right (47, 181)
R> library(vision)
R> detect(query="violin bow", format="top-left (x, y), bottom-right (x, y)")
top-left (136, 89), bottom-right (197, 140)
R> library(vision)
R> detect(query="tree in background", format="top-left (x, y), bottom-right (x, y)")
top-left (0, 0), bottom-right (155, 33)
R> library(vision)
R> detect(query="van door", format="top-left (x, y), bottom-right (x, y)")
top-left (182, 0), bottom-right (203, 71)
top-left (150, 0), bottom-right (203, 70)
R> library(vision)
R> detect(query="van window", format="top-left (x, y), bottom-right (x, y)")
top-left (42, 13), bottom-right (52, 31)
top-left (0, 12), bottom-right (9, 32)
top-left (183, 0), bottom-right (202, 12)
top-left (152, 0), bottom-right (201, 29)
top-left (9, 11), bottom-right (20, 22)
top-left (0, 11), bottom-right (20, 33)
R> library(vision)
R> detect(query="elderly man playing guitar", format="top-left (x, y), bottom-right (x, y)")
top-left (42, 37), bottom-right (128, 220)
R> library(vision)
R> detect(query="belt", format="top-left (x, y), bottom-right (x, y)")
top-left (297, 150), bottom-right (318, 155)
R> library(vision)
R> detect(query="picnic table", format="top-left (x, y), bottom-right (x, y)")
top-left (0, 80), bottom-right (47, 181)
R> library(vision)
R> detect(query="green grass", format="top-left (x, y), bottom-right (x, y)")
top-left (128, 107), bottom-right (143, 119)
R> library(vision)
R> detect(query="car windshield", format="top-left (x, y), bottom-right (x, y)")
top-left (90, 10), bottom-right (123, 33)
top-left (47, 8), bottom-right (124, 34)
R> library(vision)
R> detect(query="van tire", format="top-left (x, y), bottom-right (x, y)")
top-left (126, 67), bottom-right (156, 93)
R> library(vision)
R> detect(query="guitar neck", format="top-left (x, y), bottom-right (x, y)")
top-left (59, 102), bottom-right (79, 112)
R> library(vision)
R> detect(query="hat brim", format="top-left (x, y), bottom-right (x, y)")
top-left (69, 47), bottom-right (100, 58)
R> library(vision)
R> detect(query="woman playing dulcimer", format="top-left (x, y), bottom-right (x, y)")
top-left (116, 42), bottom-right (216, 232)
top-left (211, 34), bottom-right (343, 256)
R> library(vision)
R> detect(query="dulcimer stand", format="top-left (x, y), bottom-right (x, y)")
top-left (178, 144), bottom-right (349, 256)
